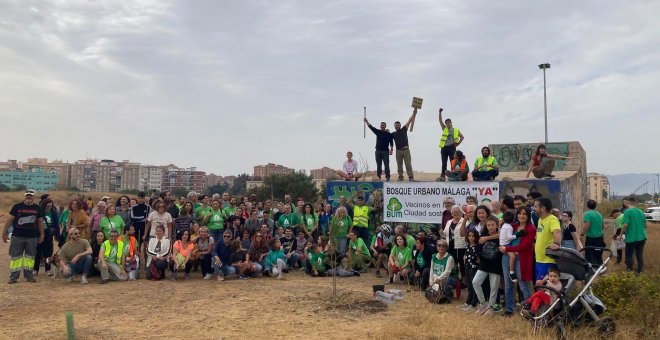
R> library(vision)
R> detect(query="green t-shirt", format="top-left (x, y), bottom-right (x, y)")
top-left (391, 246), bottom-right (412, 268)
top-left (277, 213), bottom-right (300, 230)
top-left (349, 238), bottom-right (371, 258)
top-left (583, 210), bottom-right (604, 237)
top-left (330, 216), bottom-right (352, 238)
top-left (302, 213), bottom-right (318, 231)
top-left (614, 214), bottom-right (624, 231)
top-left (195, 206), bottom-right (213, 223)
top-left (310, 252), bottom-right (326, 271)
top-left (59, 210), bottom-right (70, 229)
top-left (622, 208), bottom-right (647, 243)
top-left (406, 235), bottom-right (416, 252)
top-left (415, 250), bottom-right (426, 268)
top-left (207, 209), bottom-right (225, 230)
top-left (99, 215), bottom-right (126, 239)
top-left (222, 206), bottom-right (237, 219)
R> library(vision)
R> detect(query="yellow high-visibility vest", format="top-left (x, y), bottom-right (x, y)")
top-left (352, 206), bottom-right (369, 228)
top-left (438, 127), bottom-right (460, 148)
top-left (103, 240), bottom-right (124, 264)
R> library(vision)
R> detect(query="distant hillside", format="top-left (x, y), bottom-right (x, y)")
top-left (607, 173), bottom-right (659, 196)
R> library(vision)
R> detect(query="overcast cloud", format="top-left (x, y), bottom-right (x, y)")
top-left (1, 0), bottom-right (658, 176)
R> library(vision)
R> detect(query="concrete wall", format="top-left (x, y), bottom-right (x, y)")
top-left (499, 170), bottom-right (586, 224)
top-left (490, 141), bottom-right (586, 175)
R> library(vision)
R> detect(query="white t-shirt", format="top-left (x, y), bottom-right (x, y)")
top-left (343, 160), bottom-right (357, 175)
top-left (147, 211), bottom-right (173, 238)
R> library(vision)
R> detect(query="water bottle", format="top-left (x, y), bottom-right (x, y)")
top-left (375, 291), bottom-right (396, 304)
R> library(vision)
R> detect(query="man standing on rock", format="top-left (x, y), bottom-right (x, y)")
top-left (438, 108), bottom-right (464, 181)
top-left (391, 108), bottom-right (418, 181)
top-left (364, 117), bottom-right (393, 181)
top-left (3, 189), bottom-right (44, 284)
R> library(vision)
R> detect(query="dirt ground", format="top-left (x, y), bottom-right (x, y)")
top-left (0, 240), bottom-right (550, 340)
top-left (0, 217), bottom-right (657, 339)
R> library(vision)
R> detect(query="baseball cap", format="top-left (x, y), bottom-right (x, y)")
top-left (24, 189), bottom-right (36, 196)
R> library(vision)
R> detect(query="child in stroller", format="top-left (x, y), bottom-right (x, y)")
top-left (522, 267), bottom-right (562, 318)
top-left (522, 246), bottom-right (616, 339)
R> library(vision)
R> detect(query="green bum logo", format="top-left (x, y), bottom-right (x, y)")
top-left (386, 197), bottom-right (403, 218)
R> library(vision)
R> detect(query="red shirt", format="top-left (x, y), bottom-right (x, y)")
top-left (505, 223), bottom-right (536, 282)
top-left (531, 154), bottom-right (545, 167)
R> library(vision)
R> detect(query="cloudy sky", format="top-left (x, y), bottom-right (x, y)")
top-left (1, 0), bottom-right (658, 176)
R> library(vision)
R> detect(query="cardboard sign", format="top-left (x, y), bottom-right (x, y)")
top-left (411, 97), bottom-right (423, 109)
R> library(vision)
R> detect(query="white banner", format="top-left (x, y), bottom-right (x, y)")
top-left (383, 181), bottom-right (500, 224)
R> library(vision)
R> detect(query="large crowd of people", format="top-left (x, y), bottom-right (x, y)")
top-left (2, 187), bottom-right (648, 317)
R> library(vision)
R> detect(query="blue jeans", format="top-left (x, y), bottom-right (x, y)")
top-left (561, 240), bottom-right (575, 250)
top-left (286, 252), bottom-right (300, 268)
top-left (471, 169), bottom-right (499, 181)
top-left (502, 253), bottom-right (532, 313)
top-left (214, 263), bottom-right (236, 277)
top-left (65, 254), bottom-right (92, 278)
top-left (355, 227), bottom-right (370, 249)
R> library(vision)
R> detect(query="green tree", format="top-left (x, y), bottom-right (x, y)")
top-left (248, 172), bottom-right (318, 203)
top-left (602, 189), bottom-right (608, 200)
top-left (170, 187), bottom-right (189, 199)
top-left (319, 174), bottom-right (339, 200)
top-left (205, 183), bottom-right (230, 196)
top-left (13, 184), bottom-right (27, 192)
top-left (230, 173), bottom-right (251, 196)
top-left (0, 183), bottom-right (10, 192)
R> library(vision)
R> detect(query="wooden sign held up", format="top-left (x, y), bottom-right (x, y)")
top-left (410, 97), bottom-right (422, 132)
top-left (411, 97), bottom-right (423, 109)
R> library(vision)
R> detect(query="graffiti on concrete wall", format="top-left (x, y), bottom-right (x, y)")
top-left (326, 181), bottom-right (383, 206)
top-left (492, 143), bottom-right (569, 172)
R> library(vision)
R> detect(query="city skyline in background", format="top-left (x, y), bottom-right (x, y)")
top-left (1, 2), bottom-right (659, 177)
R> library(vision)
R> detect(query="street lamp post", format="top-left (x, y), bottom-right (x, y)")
top-left (539, 63), bottom-right (551, 145)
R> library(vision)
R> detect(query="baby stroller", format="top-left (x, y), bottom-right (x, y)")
top-left (523, 246), bottom-right (616, 339)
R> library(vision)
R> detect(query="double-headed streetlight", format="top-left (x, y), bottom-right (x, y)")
top-left (539, 63), bottom-right (551, 145)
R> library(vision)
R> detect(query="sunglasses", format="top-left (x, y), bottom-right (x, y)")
top-left (436, 244), bottom-right (448, 248)
top-left (256, 235), bottom-right (262, 238)
top-left (223, 236), bottom-right (231, 238)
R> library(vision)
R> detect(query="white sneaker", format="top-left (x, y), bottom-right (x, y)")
top-left (67, 275), bottom-right (74, 283)
top-left (457, 303), bottom-right (470, 309)
top-left (46, 270), bottom-right (53, 277)
top-left (203, 274), bottom-right (212, 280)
top-left (463, 305), bottom-right (476, 312)
top-left (81, 276), bottom-right (88, 284)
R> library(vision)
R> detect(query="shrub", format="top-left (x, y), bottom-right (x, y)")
top-left (592, 272), bottom-right (659, 336)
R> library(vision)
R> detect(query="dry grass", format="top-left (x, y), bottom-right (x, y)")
top-left (0, 191), bottom-right (120, 214)
top-left (0, 193), bottom-right (657, 339)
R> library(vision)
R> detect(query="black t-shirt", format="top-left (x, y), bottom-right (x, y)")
top-left (562, 223), bottom-right (576, 242)
top-left (391, 126), bottom-right (409, 150)
top-left (10, 202), bottom-right (43, 238)
top-left (229, 250), bottom-right (247, 264)
top-left (280, 236), bottom-right (295, 253)
top-left (477, 239), bottom-right (503, 274)
top-left (368, 125), bottom-right (394, 151)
